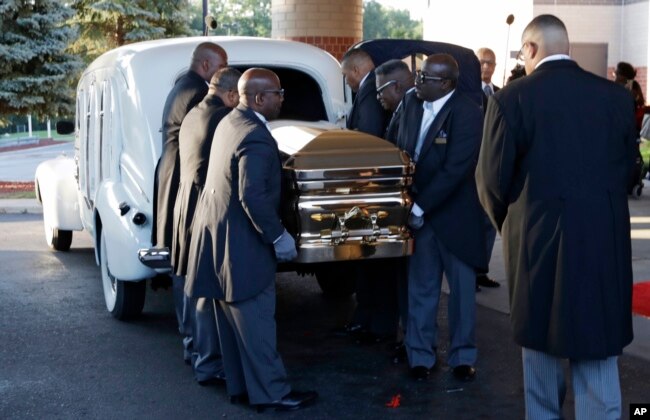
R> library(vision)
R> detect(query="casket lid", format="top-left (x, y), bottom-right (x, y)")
top-left (271, 121), bottom-right (411, 177)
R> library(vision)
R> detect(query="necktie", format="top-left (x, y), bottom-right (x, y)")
top-left (483, 85), bottom-right (493, 97)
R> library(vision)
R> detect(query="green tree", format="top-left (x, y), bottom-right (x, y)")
top-left (208, 0), bottom-right (271, 37)
top-left (363, 0), bottom-right (422, 40)
top-left (0, 0), bottom-right (83, 127)
top-left (69, 0), bottom-right (191, 64)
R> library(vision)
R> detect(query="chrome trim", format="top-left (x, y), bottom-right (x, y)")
top-left (137, 247), bottom-right (171, 272)
top-left (294, 239), bottom-right (413, 264)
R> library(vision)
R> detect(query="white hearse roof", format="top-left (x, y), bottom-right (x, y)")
top-left (85, 36), bottom-right (346, 113)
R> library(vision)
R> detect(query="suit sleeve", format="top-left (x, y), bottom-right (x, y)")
top-left (356, 95), bottom-right (388, 138)
top-left (237, 131), bottom-right (285, 244)
top-left (475, 95), bottom-right (517, 231)
top-left (415, 101), bottom-right (483, 213)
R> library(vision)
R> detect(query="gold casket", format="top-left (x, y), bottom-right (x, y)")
top-left (273, 123), bottom-right (414, 264)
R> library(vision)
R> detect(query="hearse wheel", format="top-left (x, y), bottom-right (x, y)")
top-left (44, 221), bottom-right (73, 251)
top-left (100, 229), bottom-right (146, 320)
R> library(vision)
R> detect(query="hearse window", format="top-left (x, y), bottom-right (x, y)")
top-left (233, 66), bottom-right (327, 122)
top-left (99, 82), bottom-right (105, 181)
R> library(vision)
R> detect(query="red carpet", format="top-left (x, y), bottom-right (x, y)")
top-left (633, 281), bottom-right (650, 318)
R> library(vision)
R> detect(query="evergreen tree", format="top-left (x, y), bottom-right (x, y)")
top-left (0, 0), bottom-right (83, 127)
top-left (69, 0), bottom-right (191, 64)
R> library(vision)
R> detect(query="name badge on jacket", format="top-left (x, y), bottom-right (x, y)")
top-left (434, 129), bottom-right (448, 144)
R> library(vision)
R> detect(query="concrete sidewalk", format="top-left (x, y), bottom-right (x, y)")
top-left (0, 198), bottom-right (41, 214)
top-left (3, 194), bottom-right (650, 362)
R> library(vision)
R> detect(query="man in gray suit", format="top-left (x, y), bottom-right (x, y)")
top-left (476, 15), bottom-right (635, 419)
top-left (186, 68), bottom-right (317, 412)
top-left (173, 67), bottom-right (241, 385)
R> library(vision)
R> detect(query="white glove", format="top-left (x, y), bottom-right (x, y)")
top-left (273, 229), bottom-right (297, 262)
top-left (408, 212), bottom-right (424, 230)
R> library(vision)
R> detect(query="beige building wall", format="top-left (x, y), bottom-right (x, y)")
top-left (535, 1), bottom-right (649, 96)
top-left (271, 0), bottom-right (363, 60)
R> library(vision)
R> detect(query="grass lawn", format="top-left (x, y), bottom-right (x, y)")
top-left (0, 191), bottom-right (36, 199)
top-left (0, 130), bottom-right (72, 144)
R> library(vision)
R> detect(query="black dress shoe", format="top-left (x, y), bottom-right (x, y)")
top-left (452, 365), bottom-right (476, 381)
top-left (391, 342), bottom-right (407, 364)
top-left (476, 274), bottom-right (500, 288)
top-left (256, 390), bottom-right (318, 412)
top-left (197, 375), bottom-right (226, 387)
top-left (410, 365), bottom-right (430, 381)
top-left (229, 393), bottom-right (249, 405)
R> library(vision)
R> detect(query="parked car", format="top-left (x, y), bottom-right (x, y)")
top-left (41, 37), bottom-right (487, 319)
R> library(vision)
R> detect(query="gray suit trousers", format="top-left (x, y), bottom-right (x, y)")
top-left (522, 347), bottom-right (621, 420)
top-left (405, 221), bottom-right (477, 368)
top-left (213, 282), bottom-right (291, 404)
top-left (172, 274), bottom-right (193, 362)
top-left (191, 297), bottom-right (224, 381)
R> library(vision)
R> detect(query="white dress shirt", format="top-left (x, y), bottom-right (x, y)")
top-left (412, 89), bottom-right (454, 217)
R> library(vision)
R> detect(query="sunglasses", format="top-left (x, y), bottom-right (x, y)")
top-left (415, 70), bottom-right (447, 84)
top-left (262, 88), bottom-right (285, 97)
top-left (376, 80), bottom-right (398, 96)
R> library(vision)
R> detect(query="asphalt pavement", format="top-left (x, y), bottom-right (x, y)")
top-left (1, 213), bottom-right (649, 419)
top-left (1, 141), bottom-right (649, 418)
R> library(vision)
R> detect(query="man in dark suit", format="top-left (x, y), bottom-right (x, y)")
top-left (172, 67), bottom-right (241, 386)
top-left (397, 54), bottom-right (487, 382)
top-left (342, 48), bottom-right (389, 137)
top-left (375, 59), bottom-right (414, 145)
top-left (375, 59), bottom-right (414, 362)
top-left (476, 15), bottom-right (635, 418)
top-left (339, 48), bottom-right (393, 343)
top-left (475, 47), bottom-right (501, 291)
top-left (185, 68), bottom-right (317, 411)
top-left (154, 42), bottom-right (227, 364)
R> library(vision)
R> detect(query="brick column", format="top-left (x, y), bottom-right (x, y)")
top-left (271, 0), bottom-right (363, 60)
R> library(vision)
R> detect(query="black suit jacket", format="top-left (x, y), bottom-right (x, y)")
top-left (398, 90), bottom-right (487, 271)
top-left (476, 59), bottom-right (636, 359)
top-left (171, 94), bottom-right (231, 276)
top-left (384, 103), bottom-right (403, 144)
top-left (186, 105), bottom-right (284, 303)
top-left (346, 72), bottom-right (389, 137)
top-left (154, 70), bottom-right (208, 248)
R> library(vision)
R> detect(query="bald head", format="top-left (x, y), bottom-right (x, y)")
top-left (190, 42), bottom-right (228, 81)
top-left (426, 54), bottom-right (459, 83)
top-left (239, 68), bottom-right (284, 120)
top-left (415, 54), bottom-right (458, 102)
top-left (521, 14), bottom-right (570, 74)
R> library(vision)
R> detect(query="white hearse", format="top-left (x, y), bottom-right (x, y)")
top-left (36, 37), bottom-right (417, 320)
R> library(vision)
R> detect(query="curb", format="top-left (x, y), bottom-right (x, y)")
top-left (0, 199), bottom-right (42, 215)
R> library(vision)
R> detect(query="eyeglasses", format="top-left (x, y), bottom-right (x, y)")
top-left (376, 80), bottom-right (397, 96)
top-left (262, 88), bottom-right (285, 97)
top-left (516, 42), bottom-right (528, 61)
top-left (415, 70), bottom-right (447, 84)
top-left (479, 60), bottom-right (496, 66)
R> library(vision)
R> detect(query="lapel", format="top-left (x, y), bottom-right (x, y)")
top-left (417, 92), bottom-right (456, 161)
top-left (401, 93), bottom-right (424, 156)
